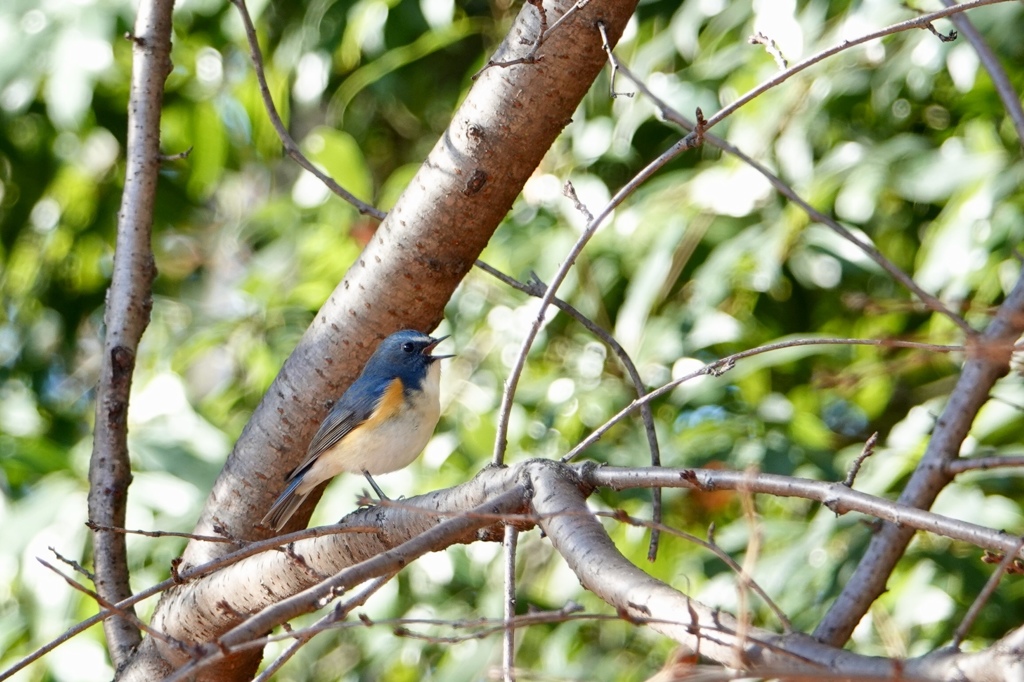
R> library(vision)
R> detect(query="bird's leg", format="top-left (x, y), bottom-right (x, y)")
top-left (363, 470), bottom-right (389, 501)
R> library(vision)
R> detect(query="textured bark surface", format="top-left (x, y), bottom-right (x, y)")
top-left (87, 0), bottom-right (174, 668)
top-left (120, 0), bottom-right (639, 677)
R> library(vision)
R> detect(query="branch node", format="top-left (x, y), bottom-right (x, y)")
top-left (924, 22), bottom-right (958, 42)
top-left (160, 146), bottom-right (193, 162)
top-left (748, 31), bottom-right (789, 68)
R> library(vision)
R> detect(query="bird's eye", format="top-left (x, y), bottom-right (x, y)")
top-left (402, 342), bottom-right (415, 353)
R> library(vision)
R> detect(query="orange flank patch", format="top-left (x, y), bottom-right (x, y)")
top-left (365, 378), bottom-right (406, 426)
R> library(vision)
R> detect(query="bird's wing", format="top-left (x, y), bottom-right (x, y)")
top-left (285, 378), bottom-right (389, 481)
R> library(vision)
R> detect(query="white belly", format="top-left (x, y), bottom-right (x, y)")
top-left (298, 362), bottom-right (442, 493)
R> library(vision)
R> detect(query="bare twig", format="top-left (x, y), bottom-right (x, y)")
top-left (86, 521), bottom-right (240, 545)
top-left (492, 128), bottom-right (705, 466)
top-left (816, 269), bottom-right (1024, 645)
top-left (37, 558), bottom-right (188, 654)
top-left (490, 3), bottom-right (1007, 477)
top-left (702, 0), bottom-right (1010, 133)
top-left (49, 547), bottom-right (94, 582)
top-left (163, 487), bottom-right (531, 681)
top-left (159, 146), bottom-right (192, 162)
top-left (600, 510), bottom-right (792, 632)
top-left (938, 0), bottom-right (1024, 146)
top-left (585, 466), bottom-right (1024, 560)
top-left (502, 524), bottom-right (519, 682)
top-left (843, 432), bottom-right (879, 488)
top-left (952, 535), bottom-right (1024, 648)
top-left (474, 0), bottom-right (595, 80)
top-left (597, 21), bottom-right (634, 99)
top-left (562, 180), bottom-right (594, 222)
top-left (474, 260), bottom-right (665, 560)
top-left (735, 474), bottom-right (761, 655)
top-left (542, 0), bottom-right (590, 41)
top-left (563, 335), bottom-right (966, 463)
top-left (611, 61), bottom-right (973, 334)
top-left (228, 0), bottom-right (385, 219)
top-left (472, 0), bottom-right (548, 79)
top-left (924, 22), bottom-right (958, 41)
top-left (946, 455), bottom-right (1024, 475)
top-left (0, 522), bottom-right (380, 680)
top-left (254, 575), bottom-right (394, 680)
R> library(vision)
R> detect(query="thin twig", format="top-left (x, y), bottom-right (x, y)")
top-left (159, 146), bottom-right (192, 162)
top-left (816, 267), bottom-right (1024, 645)
top-left (748, 31), bottom-right (789, 69)
top-left (162, 487), bottom-right (531, 682)
top-left (491, 128), bottom-right (705, 466)
top-left (474, 260), bottom-right (665, 560)
top-left (735, 471), bottom-right (761, 654)
top-left (254, 575), bottom-right (394, 680)
top-left (49, 547), bottom-right (94, 582)
top-left (842, 432), bottom-right (879, 488)
top-left (86, 521), bottom-right (240, 544)
top-left (599, 510), bottom-right (792, 632)
top-left (472, 0), bottom-right (547, 80)
top-left (562, 180), bottom-right (594, 222)
top-left (502, 524), bottom-right (519, 682)
top-left (0, 522), bottom-right (381, 680)
top-left (585, 466), bottom-right (1024, 560)
top-left (611, 60), bottom-right (973, 334)
top-left (946, 455), bottom-right (1024, 475)
top-left (228, 0), bottom-right (385, 219)
top-left (563, 336), bottom-right (965, 462)
top-left (596, 21), bottom-right (634, 99)
top-left (702, 0), bottom-right (1009, 132)
top-left (923, 22), bottom-right (958, 41)
top-left (542, 0), bottom-right (591, 41)
top-left (37, 558), bottom-right (189, 654)
top-left (951, 535), bottom-right (1024, 648)
top-left (938, 0), bottom-right (1024, 146)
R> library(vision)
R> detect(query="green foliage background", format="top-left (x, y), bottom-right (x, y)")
top-left (2, 0), bottom-right (1023, 679)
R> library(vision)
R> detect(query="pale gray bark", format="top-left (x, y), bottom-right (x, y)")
top-left (88, 0), bottom-right (175, 668)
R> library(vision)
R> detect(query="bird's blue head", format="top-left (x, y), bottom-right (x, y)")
top-left (361, 329), bottom-right (452, 388)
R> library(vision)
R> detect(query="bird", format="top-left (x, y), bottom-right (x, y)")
top-left (262, 329), bottom-right (452, 531)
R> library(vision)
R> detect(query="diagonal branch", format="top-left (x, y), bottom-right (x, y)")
top-left (161, 486), bottom-right (531, 681)
top-left (229, 0), bottom-right (385, 219)
top-left (609, 58), bottom-right (972, 333)
top-left (475, 260), bottom-right (665, 558)
top-left (938, 0), bottom-right (1024, 147)
top-left (814, 266), bottom-right (1024, 645)
top-left (86, 0), bottom-right (175, 667)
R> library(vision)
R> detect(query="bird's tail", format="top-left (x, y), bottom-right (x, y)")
top-left (261, 477), bottom-right (307, 532)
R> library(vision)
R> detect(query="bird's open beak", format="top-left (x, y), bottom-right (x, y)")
top-left (424, 335), bottom-right (454, 360)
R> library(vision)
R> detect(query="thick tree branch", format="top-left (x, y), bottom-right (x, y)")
top-left (159, 487), bottom-right (531, 680)
top-left (815, 266), bottom-right (1024, 644)
top-left (15, 459), bottom-right (1024, 680)
top-left (137, 0), bottom-right (638, 674)
top-left (87, 0), bottom-right (174, 668)
top-left (182, 0), bottom-right (639, 558)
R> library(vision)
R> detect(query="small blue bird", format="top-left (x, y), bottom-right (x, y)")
top-left (262, 330), bottom-right (452, 531)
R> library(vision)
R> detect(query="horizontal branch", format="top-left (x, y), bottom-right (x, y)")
top-left (584, 466), bottom-right (1024, 558)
